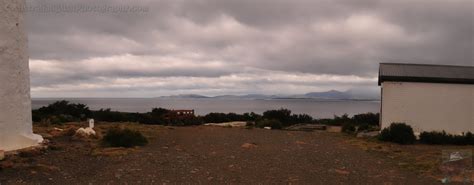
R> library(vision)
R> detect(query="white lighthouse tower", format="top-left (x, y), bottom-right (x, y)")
top-left (0, 0), bottom-right (43, 151)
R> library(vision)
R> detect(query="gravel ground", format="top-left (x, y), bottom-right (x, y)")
top-left (0, 124), bottom-right (440, 184)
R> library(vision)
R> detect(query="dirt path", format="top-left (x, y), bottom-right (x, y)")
top-left (0, 125), bottom-right (439, 184)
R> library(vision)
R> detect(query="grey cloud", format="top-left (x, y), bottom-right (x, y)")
top-left (25, 0), bottom-right (473, 96)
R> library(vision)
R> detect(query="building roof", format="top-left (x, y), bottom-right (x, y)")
top-left (378, 63), bottom-right (474, 85)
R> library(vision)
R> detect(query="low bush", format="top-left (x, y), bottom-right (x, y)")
top-left (102, 128), bottom-right (148, 148)
top-left (378, 123), bottom-right (416, 145)
top-left (357, 124), bottom-right (371, 132)
top-left (342, 124), bottom-right (356, 134)
top-left (256, 119), bottom-right (283, 129)
top-left (419, 131), bottom-right (474, 145)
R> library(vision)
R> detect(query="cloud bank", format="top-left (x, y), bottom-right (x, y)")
top-left (26, 0), bottom-right (473, 97)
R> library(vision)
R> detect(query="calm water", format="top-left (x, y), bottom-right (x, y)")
top-left (32, 98), bottom-right (380, 119)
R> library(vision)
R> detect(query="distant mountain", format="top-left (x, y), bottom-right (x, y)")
top-left (239, 94), bottom-right (275, 99)
top-left (214, 94), bottom-right (273, 100)
top-left (160, 94), bottom-right (209, 99)
top-left (304, 90), bottom-right (352, 99)
top-left (159, 90), bottom-right (380, 100)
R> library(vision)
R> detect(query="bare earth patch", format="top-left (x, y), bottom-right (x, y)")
top-left (0, 123), bottom-right (448, 184)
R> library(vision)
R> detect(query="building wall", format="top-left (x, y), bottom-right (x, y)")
top-left (381, 82), bottom-right (474, 134)
top-left (0, 0), bottom-right (43, 151)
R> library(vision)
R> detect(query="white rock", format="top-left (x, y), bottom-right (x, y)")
top-left (264, 127), bottom-right (272, 130)
top-left (75, 127), bottom-right (96, 137)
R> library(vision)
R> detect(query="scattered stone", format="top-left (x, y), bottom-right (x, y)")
top-left (91, 147), bottom-right (136, 156)
top-left (204, 122), bottom-right (247, 127)
top-left (36, 164), bottom-right (60, 171)
top-left (285, 124), bottom-right (326, 131)
top-left (75, 127), bottom-right (96, 138)
top-left (356, 131), bottom-right (379, 138)
top-left (295, 141), bottom-right (307, 145)
top-left (334, 169), bottom-right (350, 175)
top-left (241, 143), bottom-right (258, 149)
top-left (18, 148), bottom-right (43, 158)
top-left (53, 127), bottom-right (64, 131)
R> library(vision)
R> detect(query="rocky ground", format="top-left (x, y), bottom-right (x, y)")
top-left (0, 123), bottom-right (471, 184)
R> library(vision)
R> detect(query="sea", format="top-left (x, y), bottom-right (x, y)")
top-left (32, 98), bottom-right (380, 119)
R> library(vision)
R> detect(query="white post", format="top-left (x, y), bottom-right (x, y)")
top-left (0, 0), bottom-right (43, 151)
top-left (89, 119), bottom-right (94, 129)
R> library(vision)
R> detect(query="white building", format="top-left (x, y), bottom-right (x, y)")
top-left (0, 0), bottom-right (43, 151)
top-left (379, 63), bottom-right (474, 135)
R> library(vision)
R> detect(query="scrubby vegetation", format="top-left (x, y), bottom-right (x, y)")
top-left (378, 123), bottom-right (416, 145)
top-left (317, 113), bottom-right (380, 126)
top-left (102, 128), bottom-right (148, 148)
top-left (419, 131), bottom-right (474, 145)
top-left (32, 101), bottom-right (379, 130)
top-left (342, 124), bottom-right (356, 134)
top-left (203, 112), bottom-right (261, 123)
top-left (32, 100), bottom-right (91, 124)
top-left (255, 119), bottom-right (283, 129)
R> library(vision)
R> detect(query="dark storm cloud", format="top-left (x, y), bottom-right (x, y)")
top-left (26, 0), bottom-right (473, 97)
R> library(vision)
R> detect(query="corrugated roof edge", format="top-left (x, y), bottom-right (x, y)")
top-left (378, 63), bottom-right (474, 85)
top-left (379, 62), bottom-right (474, 68)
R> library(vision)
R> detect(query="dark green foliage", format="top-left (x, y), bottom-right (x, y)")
top-left (245, 121), bottom-right (255, 127)
top-left (317, 112), bottom-right (379, 127)
top-left (357, 124), bottom-right (371, 132)
top-left (342, 124), bottom-right (356, 134)
top-left (291, 114), bottom-right (314, 123)
top-left (378, 123), bottom-right (416, 145)
top-left (255, 119), bottom-right (283, 129)
top-left (32, 100), bottom-right (91, 124)
top-left (261, 109), bottom-right (314, 127)
top-left (151, 108), bottom-right (170, 116)
top-left (102, 128), bottom-right (148, 147)
top-left (352, 113), bottom-right (380, 126)
top-left (262, 109), bottom-right (292, 125)
top-left (33, 101), bottom-right (380, 130)
top-left (419, 131), bottom-right (474, 145)
top-left (378, 128), bottom-right (391, 141)
top-left (203, 113), bottom-right (245, 123)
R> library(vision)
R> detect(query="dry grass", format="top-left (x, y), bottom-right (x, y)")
top-left (340, 133), bottom-right (474, 180)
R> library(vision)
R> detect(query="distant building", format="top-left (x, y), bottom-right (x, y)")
top-left (378, 63), bottom-right (474, 134)
top-left (164, 110), bottom-right (195, 120)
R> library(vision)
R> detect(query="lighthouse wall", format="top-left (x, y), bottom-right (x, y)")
top-left (0, 0), bottom-right (43, 151)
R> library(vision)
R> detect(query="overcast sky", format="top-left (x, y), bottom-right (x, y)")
top-left (26, 0), bottom-right (473, 98)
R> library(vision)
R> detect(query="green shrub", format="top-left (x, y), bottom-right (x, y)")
top-left (256, 119), bottom-right (283, 129)
top-left (102, 128), bottom-right (148, 148)
top-left (378, 123), bottom-right (416, 145)
top-left (342, 124), bottom-right (356, 134)
top-left (32, 100), bottom-right (91, 123)
top-left (357, 124), bottom-right (370, 132)
top-left (419, 131), bottom-right (474, 145)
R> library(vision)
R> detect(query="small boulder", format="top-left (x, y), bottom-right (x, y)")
top-left (263, 127), bottom-right (271, 130)
top-left (74, 127), bottom-right (96, 138)
top-left (334, 169), bottom-right (350, 175)
top-left (241, 143), bottom-right (258, 149)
